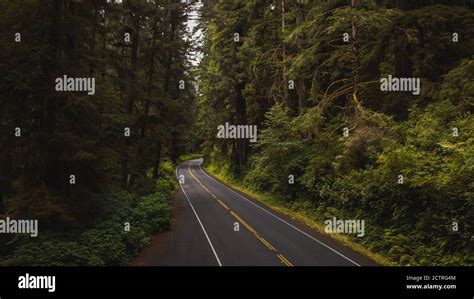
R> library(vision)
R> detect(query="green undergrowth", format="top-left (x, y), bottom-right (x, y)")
top-left (0, 162), bottom-right (176, 266)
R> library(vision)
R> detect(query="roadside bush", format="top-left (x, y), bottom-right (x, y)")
top-left (133, 192), bottom-right (172, 234)
top-left (1, 168), bottom-right (175, 266)
top-left (1, 239), bottom-right (104, 266)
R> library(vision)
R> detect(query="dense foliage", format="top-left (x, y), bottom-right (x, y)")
top-left (198, 0), bottom-right (473, 265)
top-left (0, 0), bottom-right (196, 265)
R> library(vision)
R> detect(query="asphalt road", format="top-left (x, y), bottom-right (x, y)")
top-left (134, 159), bottom-right (377, 266)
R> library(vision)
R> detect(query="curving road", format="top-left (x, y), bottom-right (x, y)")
top-left (135, 159), bottom-right (377, 266)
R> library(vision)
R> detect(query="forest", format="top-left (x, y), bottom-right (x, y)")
top-left (0, 0), bottom-right (196, 265)
top-left (197, 0), bottom-right (473, 266)
top-left (0, 0), bottom-right (473, 266)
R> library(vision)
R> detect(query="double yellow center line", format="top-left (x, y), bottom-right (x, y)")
top-left (187, 164), bottom-right (293, 267)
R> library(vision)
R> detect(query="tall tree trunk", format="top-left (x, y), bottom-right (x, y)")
top-left (296, 2), bottom-right (306, 110)
top-left (234, 81), bottom-right (247, 168)
top-left (136, 19), bottom-right (158, 176)
top-left (280, 0), bottom-right (289, 108)
top-left (43, 0), bottom-right (62, 191)
top-left (351, 0), bottom-right (363, 117)
top-left (122, 9), bottom-right (140, 189)
top-left (297, 79), bottom-right (307, 110)
top-left (154, 6), bottom-right (177, 176)
top-left (231, 23), bottom-right (247, 168)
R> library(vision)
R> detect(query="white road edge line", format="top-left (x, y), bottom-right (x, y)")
top-left (196, 161), bottom-right (361, 267)
top-left (176, 164), bottom-right (222, 266)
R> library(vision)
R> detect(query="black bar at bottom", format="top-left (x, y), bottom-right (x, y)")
top-left (0, 266), bottom-right (471, 298)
